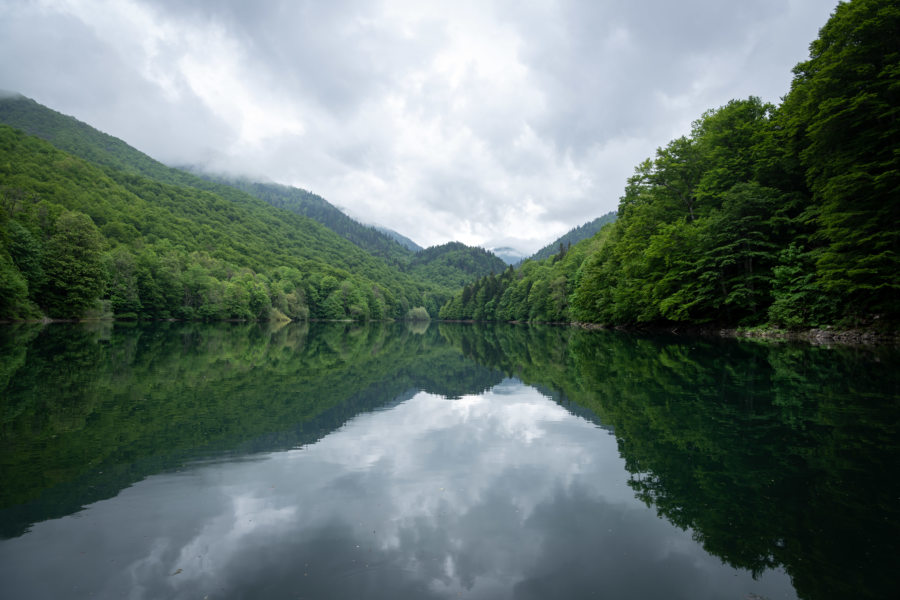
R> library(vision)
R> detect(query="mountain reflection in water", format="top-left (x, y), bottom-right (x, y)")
top-left (0, 322), bottom-right (896, 600)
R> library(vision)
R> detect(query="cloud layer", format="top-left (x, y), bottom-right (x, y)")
top-left (0, 0), bottom-right (837, 252)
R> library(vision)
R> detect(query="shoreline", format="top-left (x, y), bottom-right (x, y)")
top-left (3, 317), bottom-right (897, 346)
top-left (573, 322), bottom-right (900, 346)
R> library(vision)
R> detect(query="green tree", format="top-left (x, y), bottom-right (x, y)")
top-left (39, 210), bottom-right (105, 316)
top-left (104, 246), bottom-right (142, 317)
top-left (781, 0), bottom-right (900, 317)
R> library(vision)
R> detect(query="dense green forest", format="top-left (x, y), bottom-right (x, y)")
top-left (196, 175), bottom-right (416, 267)
top-left (527, 211), bottom-right (617, 263)
top-left (406, 241), bottom-right (508, 289)
top-left (200, 176), bottom-right (507, 284)
top-left (441, 0), bottom-right (899, 330)
top-left (0, 98), bottom-right (504, 321)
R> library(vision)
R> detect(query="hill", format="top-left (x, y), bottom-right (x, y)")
top-left (528, 212), bottom-right (617, 263)
top-left (0, 93), bottom-right (201, 186)
top-left (0, 95), bottom-right (504, 311)
top-left (0, 119), bottom-right (451, 320)
top-left (373, 225), bottom-right (422, 252)
top-left (409, 242), bottom-right (508, 289)
top-left (195, 175), bottom-right (416, 267)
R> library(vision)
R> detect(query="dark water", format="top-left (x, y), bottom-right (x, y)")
top-left (0, 321), bottom-right (897, 600)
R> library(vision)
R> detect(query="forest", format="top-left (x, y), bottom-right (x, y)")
top-left (441, 0), bottom-right (898, 330)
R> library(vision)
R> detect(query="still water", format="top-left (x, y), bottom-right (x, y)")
top-left (0, 322), bottom-right (897, 599)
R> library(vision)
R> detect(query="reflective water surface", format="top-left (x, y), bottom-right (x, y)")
top-left (0, 322), bottom-right (897, 599)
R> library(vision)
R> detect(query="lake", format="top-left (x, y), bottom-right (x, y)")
top-left (0, 321), bottom-right (897, 599)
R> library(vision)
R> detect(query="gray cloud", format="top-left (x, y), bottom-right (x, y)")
top-left (0, 0), bottom-right (838, 253)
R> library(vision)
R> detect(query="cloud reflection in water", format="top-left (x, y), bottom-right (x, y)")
top-left (0, 379), bottom-right (795, 599)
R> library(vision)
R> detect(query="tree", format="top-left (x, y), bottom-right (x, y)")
top-left (104, 246), bottom-right (141, 316)
top-left (781, 0), bottom-right (900, 317)
top-left (39, 210), bottom-right (105, 317)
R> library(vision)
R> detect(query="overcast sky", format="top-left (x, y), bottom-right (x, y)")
top-left (0, 0), bottom-right (837, 253)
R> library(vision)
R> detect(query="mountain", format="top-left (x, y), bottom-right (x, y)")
top-left (528, 211), bottom-right (617, 263)
top-left (190, 178), bottom-right (503, 289)
top-left (0, 93), bottom-right (197, 185)
top-left (0, 95), bottom-right (415, 268)
top-left (373, 225), bottom-right (422, 252)
top-left (491, 246), bottom-right (527, 265)
top-left (0, 95), bottom-right (516, 322)
top-left (0, 96), bottom-right (459, 320)
top-left (195, 175), bottom-right (415, 267)
top-left (408, 242), bottom-right (509, 289)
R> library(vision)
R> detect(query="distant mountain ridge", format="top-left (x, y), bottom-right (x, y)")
top-left (528, 211), bottom-right (617, 263)
top-left (491, 246), bottom-right (527, 265)
top-left (373, 225), bottom-right (422, 252)
top-left (409, 242), bottom-right (508, 289)
top-left (195, 174), bottom-right (415, 267)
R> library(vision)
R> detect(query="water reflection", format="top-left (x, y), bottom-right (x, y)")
top-left (0, 381), bottom-right (792, 599)
top-left (0, 322), bottom-right (897, 600)
top-left (445, 324), bottom-right (900, 600)
top-left (0, 322), bottom-right (503, 538)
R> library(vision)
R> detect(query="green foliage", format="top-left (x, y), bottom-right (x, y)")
top-left (203, 176), bottom-right (417, 267)
top-left (782, 0), bottom-right (900, 316)
top-left (0, 123), bottom-right (444, 321)
top-left (40, 210), bottom-right (105, 317)
top-left (407, 242), bottom-right (508, 289)
top-left (440, 225), bottom-right (614, 323)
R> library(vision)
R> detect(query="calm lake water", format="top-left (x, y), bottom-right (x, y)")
top-left (0, 322), bottom-right (897, 600)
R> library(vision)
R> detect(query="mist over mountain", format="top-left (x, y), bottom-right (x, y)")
top-left (528, 212), bottom-right (617, 263)
top-left (491, 247), bottom-right (528, 265)
top-left (373, 226), bottom-right (423, 253)
top-left (0, 95), bottom-right (507, 321)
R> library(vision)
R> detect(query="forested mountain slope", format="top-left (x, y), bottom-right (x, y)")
top-left (528, 211), bottom-right (617, 263)
top-left (374, 226), bottom-right (423, 252)
top-left (440, 226), bottom-right (614, 322)
top-left (441, 0), bottom-right (899, 330)
top-left (408, 242), bottom-right (508, 289)
top-left (203, 176), bottom-right (506, 285)
top-left (0, 124), bottom-right (447, 320)
top-left (197, 175), bottom-right (415, 267)
top-left (0, 96), bottom-right (511, 321)
top-left (0, 95), bottom-right (416, 269)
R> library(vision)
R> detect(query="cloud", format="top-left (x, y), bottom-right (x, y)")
top-left (0, 0), bottom-right (838, 253)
